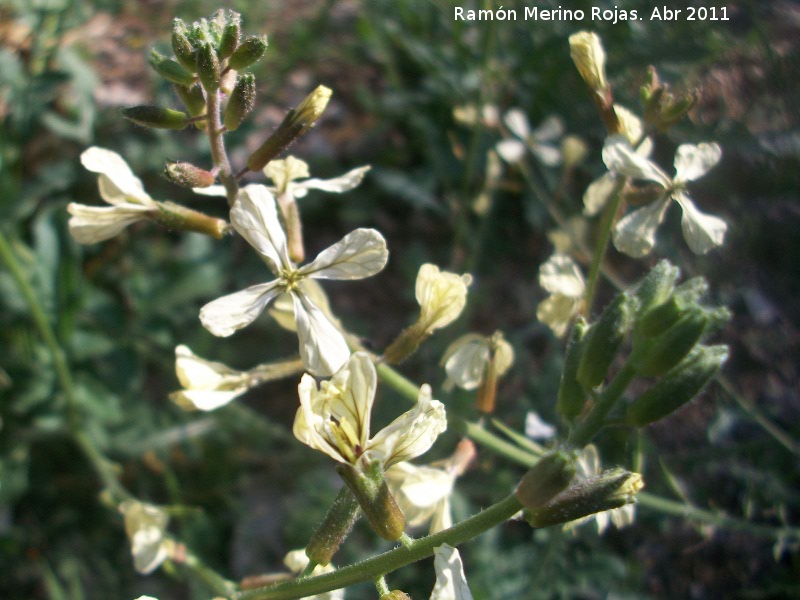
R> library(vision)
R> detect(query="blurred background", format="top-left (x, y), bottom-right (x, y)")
top-left (1, 0), bottom-right (799, 598)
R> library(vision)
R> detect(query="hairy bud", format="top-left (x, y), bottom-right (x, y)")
top-left (196, 42), bottom-right (221, 92)
top-left (577, 292), bottom-right (638, 388)
top-left (227, 35), bottom-right (268, 71)
top-left (164, 161), bottom-right (216, 189)
top-left (224, 73), bottom-right (256, 131)
top-left (121, 105), bottom-right (189, 130)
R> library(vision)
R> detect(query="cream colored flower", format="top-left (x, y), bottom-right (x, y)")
top-left (283, 550), bottom-right (344, 600)
top-left (441, 332), bottom-right (514, 391)
top-left (604, 136), bottom-right (726, 256)
top-left (199, 184), bottom-right (388, 376)
top-left (430, 544), bottom-right (473, 600)
top-left (67, 147), bottom-right (157, 243)
top-left (170, 345), bottom-right (303, 411)
top-left (415, 264), bottom-right (472, 334)
top-left (452, 104), bottom-right (500, 128)
top-left (536, 253), bottom-right (586, 337)
top-left (293, 352), bottom-right (447, 469)
top-left (118, 500), bottom-right (176, 574)
top-left (496, 110), bottom-right (563, 166)
top-left (194, 155), bottom-right (370, 200)
top-left (568, 445), bottom-right (637, 534)
top-left (386, 462), bottom-right (455, 534)
top-left (569, 31), bottom-right (607, 93)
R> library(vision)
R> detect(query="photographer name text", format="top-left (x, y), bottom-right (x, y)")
top-left (453, 6), bottom-right (730, 24)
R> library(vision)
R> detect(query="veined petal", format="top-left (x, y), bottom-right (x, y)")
top-left (81, 147), bottom-right (153, 205)
top-left (674, 193), bottom-right (727, 254)
top-left (294, 374), bottom-right (350, 464)
top-left (442, 334), bottom-right (490, 391)
top-left (292, 291), bottom-right (350, 376)
top-left (538, 253), bottom-right (585, 297)
top-left (367, 384), bottom-right (447, 468)
top-left (199, 280), bottom-right (282, 337)
top-left (387, 462), bottom-right (454, 531)
top-left (495, 139), bottom-right (526, 163)
top-left (66, 202), bottom-right (152, 244)
top-left (299, 228), bottom-right (389, 281)
top-left (582, 174), bottom-right (617, 217)
top-left (611, 198), bottom-right (670, 257)
top-left (268, 280), bottom-right (334, 332)
top-left (264, 156), bottom-right (310, 194)
top-left (416, 264), bottom-right (472, 331)
top-left (192, 184), bottom-right (228, 197)
top-left (230, 185), bottom-right (291, 273)
top-left (503, 108), bottom-right (530, 140)
top-left (673, 142), bottom-right (721, 183)
top-left (292, 165), bottom-right (371, 199)
top-left (430, 545), bottom-right (473, 600)
top-left (602, 135), bottom-right (670, 185)
top-left (324, 352), bottom-right (377, 451)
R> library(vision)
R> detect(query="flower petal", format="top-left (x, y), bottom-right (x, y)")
top-left (538, 253), bottom-right (585, 297)
top-left (673, 142), bottom-right (721, 183)
top-left (531, 144), bottom-right (562, 167)
top-left (416, 264), bottom-right (472, 331)
top-left (292, 291), bottom-right (350, 376)
top-left (230, 185), bottom-right (291, 273)
top-left (192, 185), bottom-right (228, 197)
top-left (430, 545), bottom-right (474, 600)
top-left (602, 135), bottom-right (669, 185)
top-left (299, 228), bottom-right (389, 281)
top-left (536, 294), bottom-right (582, 338)
top-left (174, 344), bottom-right (237, 388)
top-left (524, 411), bottom-right (556, 440)
top-left (367, 384), bottom-right (447, 468)
top-left (292, 165), bottom-right (371, 199)
top-left (442, 335), bottom-right (490, 391)
top-left (80, 147), bottom-right (152, 205)
top-left (495, 139), bottom-right (526, 163)
top-left (264, 156), bottom-right (310, 193)
top-left (66, 202), bottom-right (152, 244)
top-left (324, 352), bottom-right (377, 451)
top-left (611, 198), bottom-right (670, 257)
top-left (199, 280), bottom-right (282, 337)
top-left (532, 115), bottom-right (565, 143)
top-left (582, 173), bottom-right (617, 217)
top-left (674, 193), bottom-right (727, 254)
top-left (294, 374), bottom-right (349, 463)
top-left (171, 389), bottom-right (246, 411)
top-left (503, 108), bottom-right (530, 140)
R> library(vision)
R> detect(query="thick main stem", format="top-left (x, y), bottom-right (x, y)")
top-left (206, 88), bottom-right (239, 205)
top-left (583, 180), bottom-right (626, 315)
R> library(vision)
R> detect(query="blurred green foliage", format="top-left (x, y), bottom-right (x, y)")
top-left (1, 0), bottom-right (799, 599)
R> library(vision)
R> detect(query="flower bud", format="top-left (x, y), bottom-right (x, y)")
top-left (515, 451), bottom-right (576, 510)
top-left (149, 50), bottom-right (195, 87)
top-left (224, 73), bottom-right (256, 131)
top-left (121, 105), bottom-right (189, 130)
top-left (641, 66), bottom-right (697, 132)
top-left (246, 85), bottom-right (332, 172)
top-left (561, 135), bottom-right (589, 169)
top-left (151, 201), bottom-right (228, 239)
top-left (633, 308), bottom-right (709, 377)
top-left (634, 260), bottom-right (680, 319)
top-left (577, 292), bottom-right (638, 388)
top-left (196, 42), bottom-right (221, 92)
top-left (174, 84), bottom-right (206, 118)
top-left (556, 318), bottom-right (589, 422)
top-left (381, 592), bottom-right (411, 600)
top-left (524, 468), bottom-right (643, 528)
top-left (305, 486), bottom-right (361, 566)
top-left (625, 344), bottom-right (728, 427)
top-left (227, 35), bottom-right (268, 71)
top-left (217, 12), bottom-right (241, 60)
top-left (337, 460), bottom-right (405, 542)
top-left (569, 31), bottom-right (608, 93)
top-left (636, 277), bottom-right (708, 338)
top-left (164, 161), bottom-right (216, 189)
top-left (171, 19), bottom-right (197, 72)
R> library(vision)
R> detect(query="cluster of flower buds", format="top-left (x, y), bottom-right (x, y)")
top-left (640, 66), bottom-right (698, 133)
top-left (556, 260), bottom-right (729, 426)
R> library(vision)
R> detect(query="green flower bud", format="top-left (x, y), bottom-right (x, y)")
top-left (227, 35), bottom-right (268, 71)
top-left (305, 485), bottom-right (361, 566)
top-left (626, 344), bottom-right (728, 427)
top-left (337, 460), bottom-right (405, 542)
top-left (224, 73), bottom-right (256, 131)
top-left (149, 50), bottom-right (195, 86)
top-left (634, 260), bottom-right (680, 321)
top-left (218, 13), bottom-right (241, 60)
top-left (381, 592), bottom-right (411, 600)
top-left (121, 105), bottom-right (189, 130)
top-left (556, 318), bottom-right (589, 422)
top-left (246, 85), bottom-right (332, 172)
top-left (636, 276), bottom-right (708, 339)
top-left (171, 19), bottom-right (196, 72)
top-left (163, 161), bottom-right (216, 189)
top-left (525, 468), bottom-right (643, 528)
top-left (174, 84), bottom-right (206, 118)
top-left (634, 308), bottom-right (709, 377)
top-left (577, 292), bottom-right (638, 388)
top-left (196, 42), bottom-right (221, 92)
top-left (515, 451), bottom-right (576, 510)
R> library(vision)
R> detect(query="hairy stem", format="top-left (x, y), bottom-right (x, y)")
top-left (583, 179), bottom-right (626, 315)
top-left (206, 88), bottom-right (239, 205)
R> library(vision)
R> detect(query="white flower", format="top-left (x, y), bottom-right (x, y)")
top-left (193, 155), bottom-right (370, 200)
top-left (568, 445), bottom-right (637, 534)
top-left (603, 136), bottom-right (726, 256)
top-left (386, 462), bottom-right (455, 534)
top-left (199, 184), bottom-right (388, 376)
top-left (415, 264), bottom-right (473, 334)
top-left (170, 345), bottom-right (303, 411)
top-left (430, 545), bottom-right (473, 600)
top-left (67, 147), bottom-right (157, 243)
top-left (536, 253), bottom-right (586, 337)
top-left (441, 332), bottom-right (514, 391)
top-left (293, 352), bottom-right (447, 468)
top-left (452, 104), bottom-right (500, 128)
top-left (118, 500), bottom-right (175, 574)
top-left (283, 549), bottom-right (344, 600)
top-left (496, 109), bottom-right (563, 166)
top-left (524, 411), bottom-right (556, 440)
top-left (569, 31), bottom-right (608, 93)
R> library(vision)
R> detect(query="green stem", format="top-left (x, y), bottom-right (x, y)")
top-left (205, 88), bottom-right (238, 205)
top-left (72, 430), bottom-right (133, 503)
top-left (184, 550), bottom-right (239, 597)
top-left (464, 421), bottom-right (538, 467)
top-left (568, 361), bottom-right (637, 448)
top-left (375, 363), bottom-right (421, 403)
top-left (237, 493), bottom-right (522, 600)
top-left (375, 576), bottom-right (390, 597)
top-left (583, 180), bottom-right (626, 315)
top-left (0, 230), bottom-right (78, 429)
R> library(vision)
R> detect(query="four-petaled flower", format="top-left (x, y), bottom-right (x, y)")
top-left (536, 253), bottom-right (586, 337)
top-left (496, 109), bottom-right (564, 167)
top-left (603, 135), bottom-right (726, 256)
top-left (67, 147), bottom-right (157, 244)
top-left (199, 184), bottom-right (388, 376)
top-left (118, 500), bottom-right (176, 575)
top-left (293, 352), bottom-right (447, 469)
